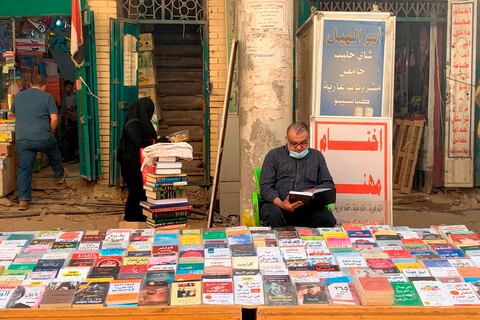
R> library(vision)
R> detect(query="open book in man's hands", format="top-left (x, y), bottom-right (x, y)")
top-left (288, 188), bottom-right (336, 207)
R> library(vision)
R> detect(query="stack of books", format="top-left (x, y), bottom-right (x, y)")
top-left (140, 156), bottom-right (192, 229)
top-left (352, 269), bottom-right (394, 305)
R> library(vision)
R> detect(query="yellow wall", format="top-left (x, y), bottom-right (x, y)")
top-left (207, 0), bottom-right (228, 176)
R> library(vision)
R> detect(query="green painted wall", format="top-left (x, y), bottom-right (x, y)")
top-left (0, 0), bottom-right (87, 17)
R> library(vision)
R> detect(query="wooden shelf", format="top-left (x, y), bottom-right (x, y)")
top-left (0, 305), bottom-right (242, 320)
top-left (257, 305), bottom-right (480, 320)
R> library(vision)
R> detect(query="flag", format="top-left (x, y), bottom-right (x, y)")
top-left (71, 0), bottom-right (84, 67)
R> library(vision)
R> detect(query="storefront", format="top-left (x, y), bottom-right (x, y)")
top-left (296, 0), bottom-right (456, 191)
top-left (0, 0), bottom-right (101, 182)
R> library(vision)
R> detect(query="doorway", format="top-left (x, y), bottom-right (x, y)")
top-left (140, 23), bottom-right (208, 184)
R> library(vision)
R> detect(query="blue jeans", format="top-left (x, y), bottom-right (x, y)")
top-left (16, 137), bottom-right (64, 201)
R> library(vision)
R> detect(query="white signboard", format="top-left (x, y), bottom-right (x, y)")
top-left (444, 0), bottom-right (477, 186)
top-left (246, 0), bottom-right (287, 34)
top-left (312, 117), bottom-right (392, 224)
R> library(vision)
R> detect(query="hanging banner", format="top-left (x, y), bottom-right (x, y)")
top-left (444, 0), bottom-right (477, 186)
top-left (312, 117), bottom-right (392, 225)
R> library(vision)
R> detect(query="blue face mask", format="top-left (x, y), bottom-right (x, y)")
top-left (289, 148), bottom-right (309, 159)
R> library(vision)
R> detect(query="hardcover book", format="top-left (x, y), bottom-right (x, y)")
top-left (138, 284), bottom-right (169, 306)
top-left (202, 276), bottom-right (234, 304)
top-left (78, 242), bottom-right (101, 251)
top-left (35, 259), bottom-right (66, 271)
top-left (170, 281), bottom-right (202, 305)
top-left (443, 282), bottom-right (480, 305)
top-left (392, 281), bottom-right (422, 306)
top-left (288, 188), bottom-right (336, 207)
top-left (39, 281), bottom-right (78, 308)
top-left (87, 266), bottom-right (119, 280)
top-left (105, 279), bottom-right (142, 306)
top-left (413, 280), bottom-right (453, 306)
top-left (95, 256), bottom-right (123, 267)
top-left (233, 274), bottom-right (264, 305)
top-left (263, 275), bottom-right (296, 305)
top-left (6, 285), bottom-right (46, 308)
top-left (144, 271), bottom-right (175, 286)
top-left (295, 282), bottom-right (329, 304)
top-left (56, 267), bottom-right (91, 282)
top-left (0, 285), bottom-right (16, 308)
top-left (72, 282), bottom-right (110, 308)
top-left (56, 231), bottom-right (84, 243)
top-left (326, 282), bottom-right (357, 305)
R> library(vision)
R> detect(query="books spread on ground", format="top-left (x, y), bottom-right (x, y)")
top-left (1, 224), bottom-right (480, 308)
top-left (142, 155), bottom-right (191, 229)
top-left (288, 188), bottom-right (336, 206)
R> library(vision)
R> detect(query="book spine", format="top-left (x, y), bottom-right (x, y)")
top-left (143, 205), bottom-right (193, 213)
top-left (147, 217), bottom-right (188, 224)
top-left (146, 220), bottom-right (186, 228)
top-left (150, 223), bottom-right (188, 230)
top-left (145, 188), bottom-right (186, 200)
top-left (148, 177), bottom-right (188, 185)
top-left (143, 209), bottom-right (190, 220)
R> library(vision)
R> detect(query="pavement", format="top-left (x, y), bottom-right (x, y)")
top-left (0, 162), bottom-right (479, 231)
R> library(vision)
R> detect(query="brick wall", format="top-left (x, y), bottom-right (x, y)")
top-left (207, 0), bottom-right (228, 176)
top-left (88, 0), bottom-right (117, 185)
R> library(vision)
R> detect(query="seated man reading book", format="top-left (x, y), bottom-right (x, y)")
top-left (260, 122), bottom-right (336, 228)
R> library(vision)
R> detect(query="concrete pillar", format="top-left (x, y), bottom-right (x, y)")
top-left (237, 0), bottom-right (294, 218)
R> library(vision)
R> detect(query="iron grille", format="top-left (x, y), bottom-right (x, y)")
top-left (310, 0), bottom-right (447, 20)
top-left (122, 0), bottom-right (204, 22)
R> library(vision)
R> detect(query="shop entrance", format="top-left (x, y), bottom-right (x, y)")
top-left (0, 11), bottom-right (100, 183)
top-left (110, 0), bottom-right (209, 186)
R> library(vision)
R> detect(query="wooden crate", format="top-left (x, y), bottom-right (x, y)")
top-left (392, 119), bottom-right (424, 193)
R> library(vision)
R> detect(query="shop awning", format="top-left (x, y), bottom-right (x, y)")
top-left (0, 0), bottom-right (87, 17)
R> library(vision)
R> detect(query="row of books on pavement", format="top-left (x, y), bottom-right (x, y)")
top-left (140, 142), bottom-right (194, 229)
top-left (2, 224), bottom-right (480, 308)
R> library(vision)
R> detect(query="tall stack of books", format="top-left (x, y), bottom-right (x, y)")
top-left (140, 156), bottom-right (192, 230)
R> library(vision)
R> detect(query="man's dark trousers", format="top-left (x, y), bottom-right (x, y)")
top-left (260, 202), bottom-right (337, 228)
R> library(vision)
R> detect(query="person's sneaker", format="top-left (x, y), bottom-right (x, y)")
top-left (18, 200), bottom-right (29, 211)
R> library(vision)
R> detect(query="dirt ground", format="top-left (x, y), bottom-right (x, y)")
top-left (0, 164), bottom-right (479, 232)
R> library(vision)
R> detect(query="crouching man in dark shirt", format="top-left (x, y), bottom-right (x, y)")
top-left (260, 122), bottom-right (337, 228)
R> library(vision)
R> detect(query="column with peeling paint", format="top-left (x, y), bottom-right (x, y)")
top-left (237, 0), bottom-right (294, 219)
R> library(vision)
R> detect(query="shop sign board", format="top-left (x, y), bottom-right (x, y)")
top-left (444, 0), bottom-right (477, 187)
top-left (312, 117), bottom-right (392, 225)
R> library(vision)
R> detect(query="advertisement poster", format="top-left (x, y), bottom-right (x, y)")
top-left (312, 117), bottom-right (392, 224)
top-left (446, 1), bottom-right (475, 158)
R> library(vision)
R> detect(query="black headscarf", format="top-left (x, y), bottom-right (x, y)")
top-left (117, 97), bottom-right (156, 164)
top-left (125, 97), bottom-right (156, 139)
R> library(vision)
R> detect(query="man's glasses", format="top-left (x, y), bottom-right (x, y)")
top-left (288, 140), bottom-right (309, 148)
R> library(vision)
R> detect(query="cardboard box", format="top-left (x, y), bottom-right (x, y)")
top-left (0, 153), bottom-right (16, 197)
top-left (138, 51), bottom-right (154, 68)
top-left (0, 131), bottom-right (13, 142)
top-left (0, 143), bottom-right (12, 156)
top-left (138, 68), bottom-right (156, 86)
top-left (139, 33), bottom-right (154, 51)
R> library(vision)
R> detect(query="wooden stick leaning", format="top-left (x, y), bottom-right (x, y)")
top-left (207, 40), bottom-right (238, 228)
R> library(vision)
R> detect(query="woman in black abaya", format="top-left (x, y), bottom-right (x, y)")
top-left (117, 97), bottom-right (157, 222)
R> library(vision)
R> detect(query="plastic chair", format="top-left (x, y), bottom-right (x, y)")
top-left (251, 166), bottom-right (262, 226)
top-left (251, 166), bottom-right (335, 227)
